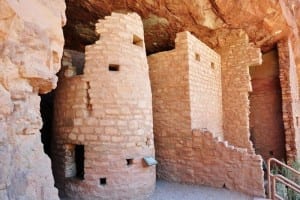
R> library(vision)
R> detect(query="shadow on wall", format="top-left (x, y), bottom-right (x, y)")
top-left (40, 91), bottom-right (54, 157)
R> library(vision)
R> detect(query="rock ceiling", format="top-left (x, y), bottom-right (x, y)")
top-left (64, 0), bottom-right (300, 55)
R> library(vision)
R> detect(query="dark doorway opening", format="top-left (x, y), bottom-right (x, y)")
top-left (40, 91), bottom-right (54, 158)
top-left (75, 145), bottom-right (85, 180)
top-left (249, 49), bottom-right (286, 162)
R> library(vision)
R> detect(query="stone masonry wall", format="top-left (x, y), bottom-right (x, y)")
top-left (148, 32), bottom-right (191, 181)
top-left (192, 130), bottom-right (264, 197)
top-left (188, 33), bottom-right (223, 138)
top-left (216, 30), bottom-right (262, 152)
top-left (148, 31), bottom-right (264, 197)
top-left (52, 13), bottom-right (155, 200)
top-left (148, 31), bottom-right (222, 181)
top-left (278, 39), bottom-right (300, 162)
top-left (249, 50), bottom-right (286, 161)
top-left (0, 0), bottom-right (65, 199)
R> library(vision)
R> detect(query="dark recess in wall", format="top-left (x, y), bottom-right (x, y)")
top-left (40, 91), bottom-right (55, 158)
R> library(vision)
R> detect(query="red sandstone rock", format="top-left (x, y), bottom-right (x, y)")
top-left (63, 0), bottom-right (300, 55)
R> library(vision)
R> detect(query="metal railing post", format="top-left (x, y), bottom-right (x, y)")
top-left (267, 158), bottom-right (300, 199)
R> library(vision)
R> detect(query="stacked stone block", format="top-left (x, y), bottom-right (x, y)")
top-left (278, 39), bottom-right (300, 163)
top-left (149, 31), bottom-right (223, 139)
top-left (52, 12), bottom-right (155, 200)
top-left (188, 33), bottom-right (223, 137)
top-left (148, 31), bottom-right (265, 197)
top-left (192, 130), bottom-right (264, 197)
top-left (216, 29), bottom-right (262, 152)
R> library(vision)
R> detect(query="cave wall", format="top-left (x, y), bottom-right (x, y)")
top-left (0, 0), bottom-right (65, 199)
top-left (249, 50), bottom-right (286, 161)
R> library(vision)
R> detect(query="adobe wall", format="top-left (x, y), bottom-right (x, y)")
top-left (192, 130), bottom-right (264, 197)
top-left (187, 33), bottom-right (223, 138)
top-left (52, 13), bottom-right (155, 199)
top-left (148, 32), bottom-right (192, 180)
top-left (0, 1), bottom-right (65, 199)
top-left (148, 32), bottom-right (223, 180)
top-left (148, 31), bottom-right (264, 197)
top-left (277, 39), bottom-right (300, 162)
top-left (148, 31), bottom-right (223, 138)
top-left (249, 50), bottom-right (286, 161)
top-left (216, 30), bottom-right (262, 152)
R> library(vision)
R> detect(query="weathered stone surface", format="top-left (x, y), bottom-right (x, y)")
top-left (63, 0), bottom-right (223, 53)
top-left (0, 0), bottom-right (65, 199)
top-left (63, 0), bottom-right (300, 55)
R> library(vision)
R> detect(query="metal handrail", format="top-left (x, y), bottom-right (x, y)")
top-left (272, 174), bottom-right (300, 199)
top-left (267, 158), bottom-right (300, 199)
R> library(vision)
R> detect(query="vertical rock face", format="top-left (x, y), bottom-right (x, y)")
top-left (52, 12), bottom-right (155, 200)
top-left (0, 0), bottom-right (65, 199)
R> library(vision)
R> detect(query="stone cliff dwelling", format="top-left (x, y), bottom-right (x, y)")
top-left (1, 0), bottom-right (300, 200)
top-left (52, 13), bottom-right (155, 199)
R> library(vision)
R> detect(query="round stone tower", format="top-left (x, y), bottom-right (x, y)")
top-left (52, 12), bottom-right (155, 199)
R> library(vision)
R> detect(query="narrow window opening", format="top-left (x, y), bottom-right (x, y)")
top-left (75, 145), bottom-right (84, 179)
top-left (100, 178), bottom-right (107, 186)
top-left (195, 53), bottom-right (200, 61)
top-left (211, 62), bottom-right (215, 69)
top-left (132, 34), bottom-right (143, 47)
top-left (296, 116), bottom-right (299, 127)
top-left (109, 64), bottom-right (120, 71)
top-left (65, 144), bottom-right (84, 180)
top-left (126, 158), bottom-right (134, 166)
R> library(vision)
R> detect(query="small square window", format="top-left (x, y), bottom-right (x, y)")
top-left (109, 64), bottom-right (119, 71)
top-left (126, 158), bottom-right (134, 166)
top-left (100, 178), bottom-right (107, 186)
top-left (195, 53), bottom-right (200, 61)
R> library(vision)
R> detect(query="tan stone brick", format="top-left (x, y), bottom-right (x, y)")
top-left (68, 133), bottom-right (77, 140)
top-left (105, 127), bottom-right (118, 135)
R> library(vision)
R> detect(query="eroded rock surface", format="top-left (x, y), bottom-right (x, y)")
top-left (0, 0), bottom-right (65, 199)
top-left (64, 0), bottom-right (300, 56)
